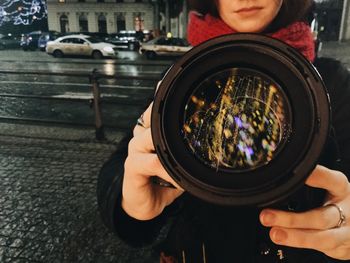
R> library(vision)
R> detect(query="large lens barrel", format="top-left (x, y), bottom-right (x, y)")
top-left (151, 34), bottom-right (330, 206)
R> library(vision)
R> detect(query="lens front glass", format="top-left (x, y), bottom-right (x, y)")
top-left (182, 68), bottom-right (292, 172)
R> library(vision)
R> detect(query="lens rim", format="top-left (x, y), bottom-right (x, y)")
top-left (151, 34), bottom-right (330, 206)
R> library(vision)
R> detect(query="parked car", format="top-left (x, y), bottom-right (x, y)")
top-left (0, 34), bottom-right (20, 49)
top-left (46, 34), bottom-right (118, 59)
top-left (80, 32), bottom-right (109, 41)
top-left (20, 31), bottom-right (42, 51)
top-left (105, 30), bottom-right (144, 51)
top-left (67, 32), bottom-right (110, 42)
top-left (142, 30), bottom-right (154, 42)
top-left (139, 36), bottom-right (192, 59)
top-left (38, 31), bottom-right (62, 51)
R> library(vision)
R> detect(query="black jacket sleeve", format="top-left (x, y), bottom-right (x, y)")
top-left (315, 58), bottom-right (350, 178)
top-left (96, 133), bottom-right (131, 234)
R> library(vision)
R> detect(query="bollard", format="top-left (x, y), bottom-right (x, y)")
top-left (90, 69), bottom-right (105, 140)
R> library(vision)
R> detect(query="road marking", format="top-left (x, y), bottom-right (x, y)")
top-left (0, 59), bottom-right (171, 67)
top-left (49, 68), bottom-right (161, 74)
top-left (50, 92), bottom-right (129, 99)
top-left (0, 80), bottom-right (154, 90)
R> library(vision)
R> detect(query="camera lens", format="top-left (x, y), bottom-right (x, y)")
top-left (151, 34), bottom-right (330, 206)
top-left (182, 68), bottom-right (291, 172)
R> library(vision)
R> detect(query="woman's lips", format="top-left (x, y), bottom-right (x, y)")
top-left (235, 7), bottom-right (263, 16)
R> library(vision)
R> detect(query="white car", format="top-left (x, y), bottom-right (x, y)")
top-left (46, 34), bottom-right (118, 59)
top-left (139, 36), bottom-right (192, 59)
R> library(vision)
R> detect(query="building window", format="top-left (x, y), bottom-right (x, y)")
top-left (133, 12), bottom-right (144, 31)
top-left (98, 14), bottom-right (107, 33)
top-left (79, 14), bottom-right (89, 32)
top-left (116, 13), bottom-right (126, 31)
top-left (60, 15), bottom-right (69, 33)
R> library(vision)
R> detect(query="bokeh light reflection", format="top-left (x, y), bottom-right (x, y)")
top-left (182, 68), bottom-right (292, 172)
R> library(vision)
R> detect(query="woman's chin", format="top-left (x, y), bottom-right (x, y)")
top-left (233, 24), bottom-right (267, 33)
top-left (223, 16), bottom-right (271, 33)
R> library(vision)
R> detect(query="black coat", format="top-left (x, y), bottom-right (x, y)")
top-left (97, 57), bottom-right (350, 263)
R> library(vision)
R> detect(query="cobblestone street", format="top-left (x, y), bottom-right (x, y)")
top-left (319, 40), bottom-right (350, 68)
top-left (0, 124), bottom-right (156, 263)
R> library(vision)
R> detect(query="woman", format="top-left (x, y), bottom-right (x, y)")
top-left (97, 0), bottom-right (350, 262)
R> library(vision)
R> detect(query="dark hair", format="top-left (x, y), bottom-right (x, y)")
top-left (188, 0), bottom-right (314, 32)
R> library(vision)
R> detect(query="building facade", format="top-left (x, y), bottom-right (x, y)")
top-left (315, 0), bottom-right (350, 41)
top-left (46, 0), bottom-right (155, 34)
top-left (340, 0), bottom-right (350, 40)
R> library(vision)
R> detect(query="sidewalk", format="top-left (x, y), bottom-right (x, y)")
top-left (0, 123), bottom-right (157, 263)
top-left (319, 40), bottom-right (350, 68)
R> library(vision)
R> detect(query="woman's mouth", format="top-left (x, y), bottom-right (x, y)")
top-left (235, 7), bottom-right (263, 16)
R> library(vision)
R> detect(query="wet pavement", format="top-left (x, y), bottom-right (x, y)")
top-left (0, 41), bottom-right (349, 263)
top-left (318, 40), bottom-right (350, 68)
top-left (0, 50), bottom-right (166, 129)
top-left (0, 125), bottom-right (157, 263)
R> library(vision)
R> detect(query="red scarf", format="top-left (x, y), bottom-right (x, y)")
top-left (187, 12), bottom-right (315, 62)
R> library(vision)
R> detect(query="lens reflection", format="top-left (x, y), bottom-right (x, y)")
top-left (182, 68), bottom-right (291, 171)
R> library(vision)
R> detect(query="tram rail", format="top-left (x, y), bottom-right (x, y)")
top-left (0, 69), bottom-right (160, 139)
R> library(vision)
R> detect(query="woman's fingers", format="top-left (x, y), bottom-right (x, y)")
top-left (129, 110), bottom-right (183, 189)
top-left (260, 165), bottom-right (350, 259)
top-left (260, 204), bottom-right (344, 230)
top-left (142, 102), bottom-right (153, 127)
top-left (305, 165), bottom-right (350, 198)
top-left (123, 97), bottom-right (184, 220)
top-left (129, 128), bottom-right (155, 153)
top-left (125, 151), bottom-right (182, 189)
top-left (126, 128), bottom-right (182, 189)
top-left (260, 166), bottom-right (350, 230)
top-left (133, 103), bottom-right (153, 136)
top-left (269, 227), bottom-right (350, 254)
